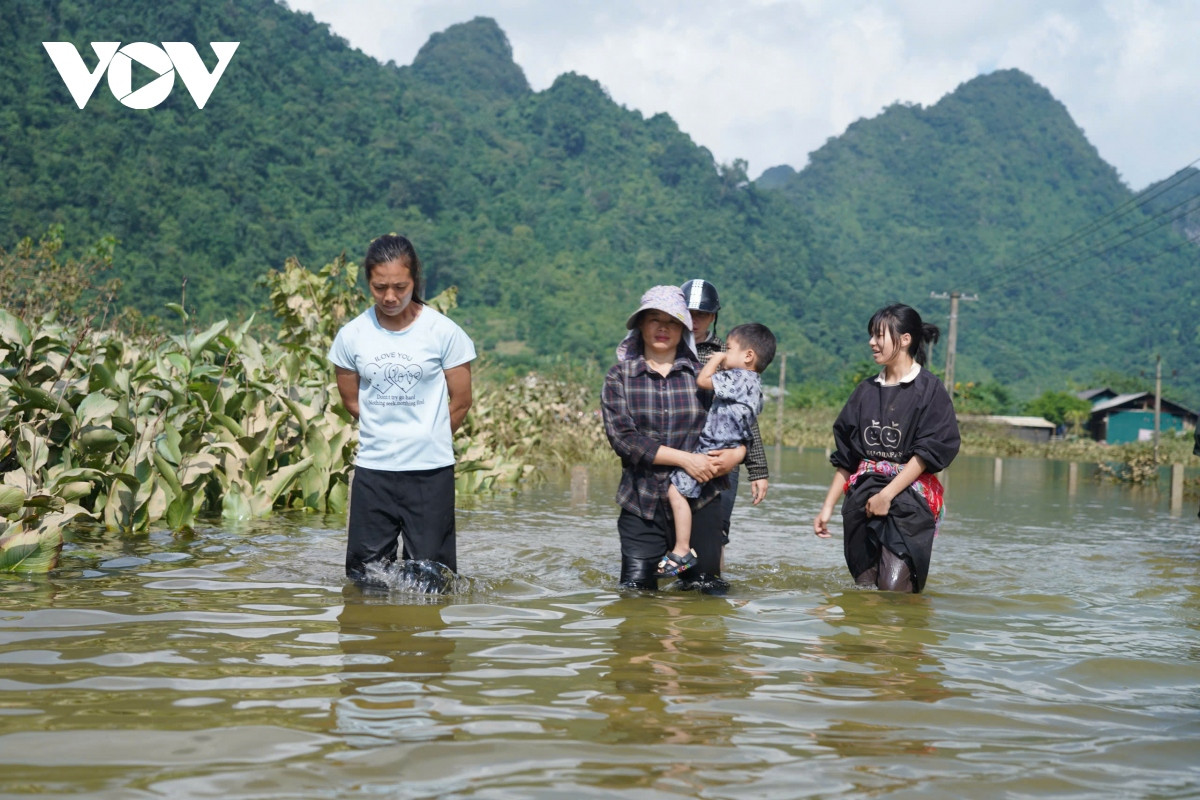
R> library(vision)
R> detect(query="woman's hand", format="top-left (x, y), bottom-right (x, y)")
top-left (815, 468), bottom-right (851, 539)
top-left (334, 366), bottom-right (360, 421)
top-left (679, 452), bottom-right (716, 482)
top-left (706, 445), bottom-right (746, 477)
top-left (865, 491), bottom-right (893, 518)
top-left (749, 478), bottom-right (768, 505)
top-left (813, 505), bottom-right (834, 538)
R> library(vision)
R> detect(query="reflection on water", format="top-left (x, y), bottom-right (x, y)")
top-left (1, 451), bottom-right (1198, 798)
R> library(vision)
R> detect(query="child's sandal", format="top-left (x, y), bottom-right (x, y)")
top-left (656, 549), bottom-right (697, 577)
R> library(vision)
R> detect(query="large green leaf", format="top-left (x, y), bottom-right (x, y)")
top-left (327, 479), bottom-right (349, 514)
top-left (103, 481), bottom-right (137, 531)
top-left (187, 320), bottom-right (230, 361)
top-left (0, 485), bottom-right (25, 518)
top-left (221, 482), bottom-right (252, 521)
top-left (0, 308), bottom-right (31, 349)
top-left (0, 524), bottom-right (63, 572)
top-left (75, 392), bottom-right (119, 426)
top-left (13, 383), bottom-right (72, 415)
top-left (78, 425), bottom-right (120, 455)
top-left (261, 455), bottom-right (315, 507)
top-left (155, 422), bottom-right (183, 466)
top-left (152, 452), bottom-right (183, 497)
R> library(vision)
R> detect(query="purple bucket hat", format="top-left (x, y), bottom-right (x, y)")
top-left (625, 285), bottom-right (693, 330)
top-left (616, 285), bottom-right (698, 361)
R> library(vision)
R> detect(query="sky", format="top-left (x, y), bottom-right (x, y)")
top-left (281, 0), bottom-right (1199, 190)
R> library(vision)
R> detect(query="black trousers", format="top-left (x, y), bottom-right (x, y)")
top-left (346, 464), bottom-right (457, 579)
top-left (718, 467), bottom-right (739, 543)
top-left (617, 497), bottom-right (723, 590)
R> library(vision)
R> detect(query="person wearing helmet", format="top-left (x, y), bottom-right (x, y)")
top-left (680, 279), bottom-right (770, 546)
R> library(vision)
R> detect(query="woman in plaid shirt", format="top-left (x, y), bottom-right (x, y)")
top-left (602, 285), bottom-right (746, 591)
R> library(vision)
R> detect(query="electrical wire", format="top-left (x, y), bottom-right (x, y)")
top-left (983, 194), bottom-right (1200, 294)
top-left (966, 158), bottom-right (1200, 293)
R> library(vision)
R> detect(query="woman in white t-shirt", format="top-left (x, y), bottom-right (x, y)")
top-left (328, 234), bottom-right (476, 584)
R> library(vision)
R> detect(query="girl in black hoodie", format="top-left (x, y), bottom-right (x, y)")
top-left (813, 304), bottom-right (960, 592)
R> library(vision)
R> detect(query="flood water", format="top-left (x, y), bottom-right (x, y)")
top-left (2, 450), bottom-right (1198, 799)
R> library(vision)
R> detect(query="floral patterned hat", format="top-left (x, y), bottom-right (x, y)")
top-left (616, 285), bottom-right (697, 361)
top-left (625, 285), bottom-right (693, 330)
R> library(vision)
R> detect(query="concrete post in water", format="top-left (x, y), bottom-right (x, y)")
top-left (775, 352), bottom-right (786, 455)
top-left (994, 457), bottom-right (1003, 486)
top-left (1170, 463), bottom-right (1184, 515)
top-left (570, 465), bottom-right (590, 506)
top-left (1068, 462), bottom-right (1078, 496)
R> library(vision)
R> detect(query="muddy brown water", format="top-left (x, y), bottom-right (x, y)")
top-left (1, 450), bottom-right (1198, 798)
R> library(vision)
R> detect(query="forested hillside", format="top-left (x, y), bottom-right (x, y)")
top-left (1144, 167), bottom-right (1200, 242)
top-left (0, 0), bottom-right (831, 374)
top-left (2, 1), bottom-right (1197, 404)
top-left (763, 70), bottom-right (1200, 403)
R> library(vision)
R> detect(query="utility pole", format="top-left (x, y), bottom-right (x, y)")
top-left (930, 291), bottom-right (978, 398)
top-left (1154, 354), bottom-right (1162, 462)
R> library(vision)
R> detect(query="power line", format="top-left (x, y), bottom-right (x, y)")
top-left (968, 157), bottom-right (1200, 292)
top-left (983, 193), bottom-right (1200, 293)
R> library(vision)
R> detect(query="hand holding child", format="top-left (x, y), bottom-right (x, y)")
top-left (679, 451), bottom-right (716, 483)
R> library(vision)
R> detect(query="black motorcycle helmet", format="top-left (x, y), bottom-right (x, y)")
top-left (680, 278), bottom-right (720, 335)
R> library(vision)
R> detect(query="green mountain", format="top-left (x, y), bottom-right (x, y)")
top-left (1, 2), bottom-right (828, 371)
top-left (2, 2), bottom-right (1197, 406)
top-left (1143, 166), bottom-right (1200, 242)
top-left (763, 70), bottom-right (1200, 405)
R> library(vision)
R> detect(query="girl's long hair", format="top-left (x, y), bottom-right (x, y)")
top-left (868, 304), bottom-right (940, 365)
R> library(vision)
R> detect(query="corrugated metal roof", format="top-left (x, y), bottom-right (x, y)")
top-left (1090, 392), bottom-right (1150, 413)
top-left (958, 414), bottom-right (1056, 429)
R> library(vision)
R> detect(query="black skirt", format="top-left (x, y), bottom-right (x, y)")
top-left (840, 471), bottom-right (937, 592)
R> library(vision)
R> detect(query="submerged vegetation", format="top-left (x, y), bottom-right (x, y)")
top-left (0, 254), bottom-right (604, 572)
top-left (0, 230), bottom-right (1188, 573)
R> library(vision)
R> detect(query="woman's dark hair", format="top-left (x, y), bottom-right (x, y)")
top-left (867, 304), bottom-right (940, 365)
top-left (364, 234), bottom-right (424, 303)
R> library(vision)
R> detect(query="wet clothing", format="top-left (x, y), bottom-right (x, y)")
top-left (328, 304), bottom-right (476, 579)
top-left (830, 364), bottom-right (959, 592)
top-left (718, 468), bottom-right (739, 545)
top-left (602, 347), bottom-right (724, 588)
top-left (346, 464), bottom-right (456, 578)
top-left (848, 459), bottom-right (945, 532)
top-left (671, 368), bottom-right (763, 498)
top-left (617, 500), bottom-right (724, 589)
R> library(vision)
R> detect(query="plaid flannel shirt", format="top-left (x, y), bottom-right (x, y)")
top-left (697, 335), bottom-right (769, 482)
top-left (601, 353), bottom-right (725, 519)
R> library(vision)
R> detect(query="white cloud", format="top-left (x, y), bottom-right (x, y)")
top-left (284, 0), bottom-right (1200, 188)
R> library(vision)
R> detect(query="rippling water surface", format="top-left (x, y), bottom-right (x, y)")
top-left (1, 451), bottom-right (1198, 799)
